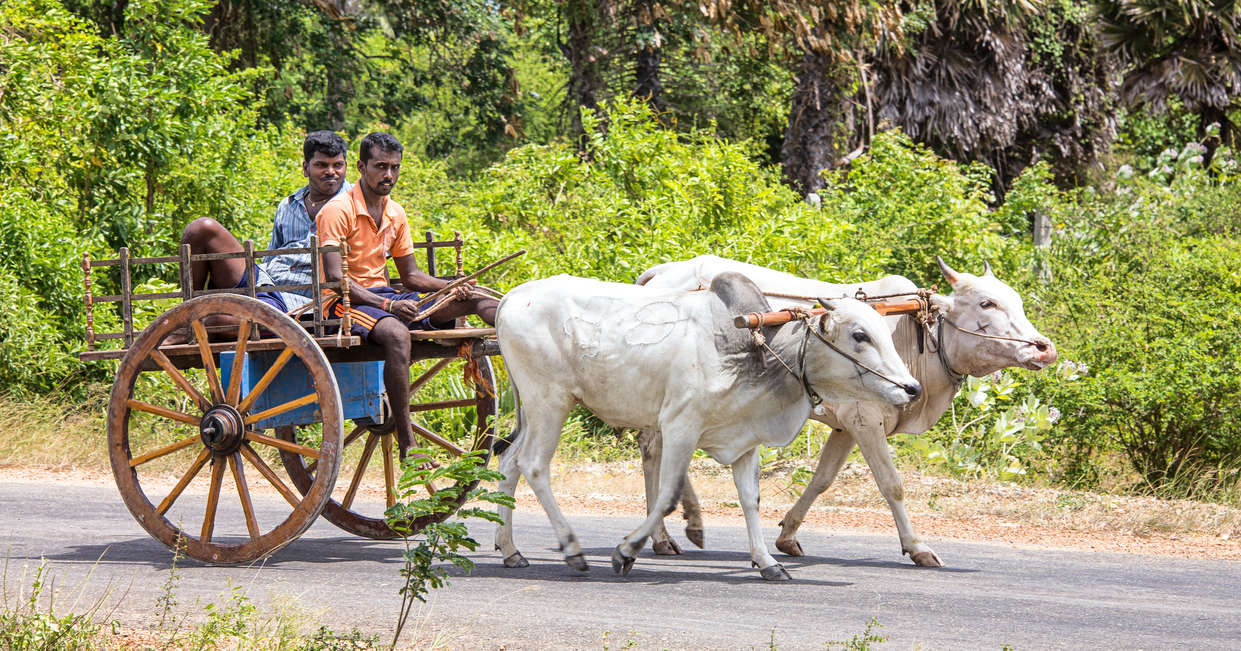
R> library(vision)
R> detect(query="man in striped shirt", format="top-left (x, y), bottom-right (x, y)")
top-left (177, 130), bottom-right (351, 312)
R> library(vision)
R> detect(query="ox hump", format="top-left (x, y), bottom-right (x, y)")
top-left (709, 272), bottom-right (771, 316)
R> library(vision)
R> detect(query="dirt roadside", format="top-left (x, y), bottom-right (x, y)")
top-left (4, 459), bottom-right (1239, 561)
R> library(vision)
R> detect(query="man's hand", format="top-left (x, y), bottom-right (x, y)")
top-left (446, 278), bottom-right (477, 302)
top-left (389, 300), bottom-right (422, 325)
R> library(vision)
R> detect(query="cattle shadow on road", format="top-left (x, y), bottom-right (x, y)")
top-left (39, 535), bottom-right (410, 570)
top-left (454, 546), bottom-right (853, 587)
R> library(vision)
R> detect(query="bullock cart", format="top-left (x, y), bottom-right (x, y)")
top-left (79, 234), bottom-right (501, 564)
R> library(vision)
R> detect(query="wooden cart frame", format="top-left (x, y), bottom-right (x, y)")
top-left (80, 232), bottom-right (501, 564)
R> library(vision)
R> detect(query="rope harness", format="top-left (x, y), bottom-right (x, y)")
top-left (745, 285), bottom-right (1046, 407)
top-left (747, 304), bottom-right (914, 413)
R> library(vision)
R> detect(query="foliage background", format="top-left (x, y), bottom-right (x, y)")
top-left (3, 0), bottom-right (1241, 501)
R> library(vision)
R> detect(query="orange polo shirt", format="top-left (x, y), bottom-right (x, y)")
top-left (316, 184), bottom-right (415, 288)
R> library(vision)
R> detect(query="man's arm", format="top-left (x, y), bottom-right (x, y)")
top-left (393, 254), bottom-right (449, 293)
top-left (321, 250), bottom-right (391, 309)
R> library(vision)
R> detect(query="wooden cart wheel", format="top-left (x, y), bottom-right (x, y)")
top-left (107, 294), bottom-right (342, 564)
top-left (276, 353), bottom-right (497, 539)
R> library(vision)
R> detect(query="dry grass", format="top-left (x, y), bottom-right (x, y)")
top-left (3, 395), bottom-right (1240, 560)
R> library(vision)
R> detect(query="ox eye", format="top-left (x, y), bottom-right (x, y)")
top-left (852, 331), bottom-right (870, 344)
top-left (980, 300), bottom-right (995, 309)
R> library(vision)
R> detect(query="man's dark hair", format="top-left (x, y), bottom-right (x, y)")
top-left (303, 130), bottom-right (347, 162)
top-left (359, 132), bottom-right (404, 164)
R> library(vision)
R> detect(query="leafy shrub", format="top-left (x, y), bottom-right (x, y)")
top-left (1051, 237), bottom-right (1241, 494)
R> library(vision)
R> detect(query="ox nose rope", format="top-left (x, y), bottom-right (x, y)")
top-left (748, 309), bottom-right (913, 412)
top-left (931, 315), bottom-right (1050, 388)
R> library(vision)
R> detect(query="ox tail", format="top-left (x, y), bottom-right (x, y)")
top-left (491, 380), bottom-right (524, 459)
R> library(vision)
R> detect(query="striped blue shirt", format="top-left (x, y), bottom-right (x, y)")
top-left (262, 181), bottom-right (352, 309)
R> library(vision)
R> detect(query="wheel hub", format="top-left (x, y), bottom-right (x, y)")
top-left (199, 405), bottom-right (245, 455)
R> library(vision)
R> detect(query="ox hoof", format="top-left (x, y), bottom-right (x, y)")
top-left (759, 563), bottom-right (792, 581)
top-left (565, 553), bottom-right (589, 571)
top-left (685, 527), bottom-right (705, 549)
top-left (611, 546), bottom-right (637, 576)
top-left (775, 538), bottom-right (805, 557)
top-left (909, 550), bottom-right (943, 567)
top-left (503, 552), bottom-right (529, 569)
top-left (652, 539), bottom-right (682, 556)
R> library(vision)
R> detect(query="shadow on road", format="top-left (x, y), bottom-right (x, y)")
top-left (39, 535), bottom-right (408, 570)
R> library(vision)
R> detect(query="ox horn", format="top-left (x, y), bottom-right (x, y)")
top-left (936, 256), bottom-right (960, 287)
top-left (982, 261), bottom-right (994, 277)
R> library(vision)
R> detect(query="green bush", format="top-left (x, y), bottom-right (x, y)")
top-left (1049, 237), bottom-right (1241, 494)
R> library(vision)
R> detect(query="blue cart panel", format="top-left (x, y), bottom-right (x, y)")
top-left (220, 350), bottom-right (385, 429)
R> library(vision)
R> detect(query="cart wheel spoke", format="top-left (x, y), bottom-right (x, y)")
top-left (126, 399), bottom-right (200, 426)
top-left (381, 434), bottom-right (397, 508)
top-left (109, 294), bottom-right (342, 564)
top-left (239, 443), bottom-right (302, 508)
top-left (243, 392), bottom-right (316, 426)
top-left (129, 435), bottom-right (201, 468)
top-left (409, 398), bottom-right (477, 413)
top-left (191, 319), bottom-right (225, 403)
top-left (245, 430), bottom-right (321, 459)
top-left (237, 348), bottom-right (295, 414)
top-left (410, 421), bottom-right (466, 456)
top-left (225, 319), bottom-right (252, 406)
top-left (229, 453), bottom-right (260, 541)
top-left (341, 433), bottom-right (380, 511)
top-left (149, 350), bottom-right (211, 412)
top-left (408, 358), bottom-right (453, 396)
top-left (157, 448), bottom-right (212, 516)
top-left (201, 457), bottom-right (226, 543)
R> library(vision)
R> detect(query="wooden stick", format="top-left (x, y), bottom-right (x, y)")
top-left (412, 249), bottom-right (525, 310)
top-left (732, 299), bottom-right (926, 329)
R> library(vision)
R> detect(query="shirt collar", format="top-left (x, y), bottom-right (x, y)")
top-left (348, 183), bottom-right (391, 231)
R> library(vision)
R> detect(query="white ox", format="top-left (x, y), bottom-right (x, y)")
top-left (635, 255), bottom-right (1058, 565)
top-left (493, 272), bottom-right (921, 580)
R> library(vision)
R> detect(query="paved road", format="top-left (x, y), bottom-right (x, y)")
top-left (3, 479), bottom-right (1238, 649)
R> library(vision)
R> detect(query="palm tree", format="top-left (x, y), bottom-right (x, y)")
top-left (868, 0), bottom-right (1117, 193)
top-left (1098, 0), bottom-right (1241, 156)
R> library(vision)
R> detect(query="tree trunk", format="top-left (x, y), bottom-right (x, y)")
top-left (324, 25), bottom-right (352, 132)
top-left (633, 0), bottom-right (664, 113)
top-left (562, 0), bottom-right (605, 147)
top-left (1200, 105), bottom-right (1233, 170)
top-left (781, 50), bottom-right (855, 196)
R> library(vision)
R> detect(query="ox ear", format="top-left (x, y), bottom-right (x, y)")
top-left (982, 261), bottom-right (995, 277)
top-left (930, 292), bottom-right (955, 314)
top-left (816, 297), bottom-right (840, 337)
top-left (936, 256), bottom-right (960, 287)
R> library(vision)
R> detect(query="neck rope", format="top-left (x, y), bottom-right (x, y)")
top-left (753, 318), bottom-right (911, 411)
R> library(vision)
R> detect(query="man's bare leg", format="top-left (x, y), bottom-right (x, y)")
top-left (427, 296), bottom-right (499, 327)
top-left (369, 317), bottom-right (414, 454)
top-left (168, 218), bottom-right (249, 343)
top-left (181, 218), bottom-right (248, 290)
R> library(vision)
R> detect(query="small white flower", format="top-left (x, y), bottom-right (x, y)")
top-left (1048, 407), bottom-right (1061, 424)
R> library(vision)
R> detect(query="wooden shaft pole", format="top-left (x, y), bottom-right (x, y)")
top-left (732, 299), bottom-right (926, 329)
top-left (412, 249), bottom-right (525, 310)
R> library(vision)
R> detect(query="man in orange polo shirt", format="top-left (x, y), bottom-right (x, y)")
top-left (318, 132), bottom-right (498, 457)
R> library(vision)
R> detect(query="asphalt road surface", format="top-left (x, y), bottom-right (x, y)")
top-left (3, 479), bottom-right (1238, 649)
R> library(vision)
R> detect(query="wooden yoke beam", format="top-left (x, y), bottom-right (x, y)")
top-left (733, 298), bottom-right (925, 329)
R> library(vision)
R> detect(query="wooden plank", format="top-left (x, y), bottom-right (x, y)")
top-left (82, 252), bottom-right (95, 351)
top-left (77, 334), bottom-right (362, 362)
top-left (310, 234), bottom-right (324, 337)
top-left (89, 254), bottom-right (180, 267)
top-left (411, 328), bottom-right (496, 340)
top-left (244, 240), bottom-right (257, 298)
top-left (93, 291), bottom-right (183, 303)
top-left (425, 231), bottom-right (436, 277)
top-left (120, 247), bottom-right (133, 346)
